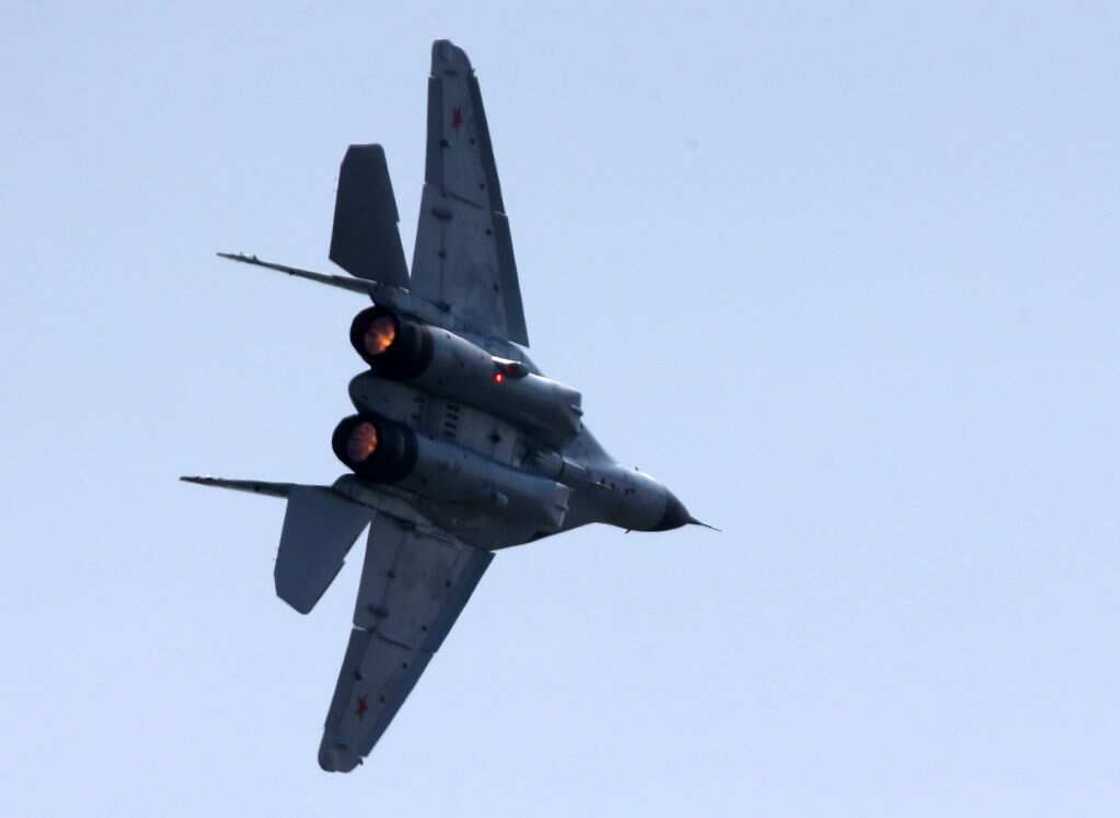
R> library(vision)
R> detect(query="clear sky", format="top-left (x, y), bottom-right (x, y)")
top-left (2, 2), bottom-right (1118, 815)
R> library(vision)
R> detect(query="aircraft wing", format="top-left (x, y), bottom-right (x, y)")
top-left (318, 510), bottom-right (493, 772)
top-left (409, 40), bottom-right (529, 346)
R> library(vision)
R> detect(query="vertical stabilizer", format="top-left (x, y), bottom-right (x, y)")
top-left (275, 486), bottom-right (373, 614)
top-left (329, 144), bottom-right (410, 287)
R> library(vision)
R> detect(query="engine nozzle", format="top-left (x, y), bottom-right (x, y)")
top-left (344, 420), bottom-right (379, 463)
top-left (331, 413), bottom-right (417, 482)
top-left (349, 307), bottom-right (433, 378)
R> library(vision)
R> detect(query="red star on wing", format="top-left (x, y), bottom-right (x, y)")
top-left (355, 694), bottom-right (369, 719)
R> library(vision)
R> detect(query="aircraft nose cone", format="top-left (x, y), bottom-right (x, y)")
top-left (654, 492), bottom-right (691, 531)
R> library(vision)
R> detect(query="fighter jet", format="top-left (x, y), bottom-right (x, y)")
top-left (184, 39), bottom-right (708, 773)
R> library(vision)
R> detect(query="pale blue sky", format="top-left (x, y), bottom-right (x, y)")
top-left (2, 2), bottom-right (1118, 815)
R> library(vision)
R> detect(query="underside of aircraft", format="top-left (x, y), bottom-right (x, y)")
top-left (184, 39), bottom-right (707, 772)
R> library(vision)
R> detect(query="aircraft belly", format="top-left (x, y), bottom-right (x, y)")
top-left (349, 373), bottom-right (526, 467)
top-left (184, 37), bottom-right (704, 774)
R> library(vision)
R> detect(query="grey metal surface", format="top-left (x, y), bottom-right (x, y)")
top-left (275, 486), bottom-right (372, 614)
top-left (386, 428), bottom-right (571, 531)
top-left (185, 38), bottom-right (706, 774)
top-left (318, 515), bottom-right (492, 771)
top-left (409, 39), bottom-right (528, 346)
top-left (348, 373), bottom-right (525, 466)
top-left (317, 626), bottom-right (432, 773)
top-left (329, 144), bottom-right (410, 286)
top-left (378, 323), bottom-right (581, 446)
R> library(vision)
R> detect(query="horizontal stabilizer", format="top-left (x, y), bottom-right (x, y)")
top-left (330, 145), bottom-right (410, 286)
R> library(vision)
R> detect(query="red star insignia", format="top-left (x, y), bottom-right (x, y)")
top-left (451, 107), bottom-right (464, 129)
top-left (356, 694), bottom-right (369, 719)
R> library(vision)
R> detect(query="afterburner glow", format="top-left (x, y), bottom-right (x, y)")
top-left (346, 421), bottom-right (379, 462)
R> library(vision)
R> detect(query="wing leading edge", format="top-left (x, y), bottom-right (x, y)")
top-left (410, 39), bottom-right (529, 346)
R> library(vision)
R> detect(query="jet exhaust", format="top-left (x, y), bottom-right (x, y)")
top-left (349, 307), bottom-right (433, 379)
top-left (331, 414), bottom-right (418, 482)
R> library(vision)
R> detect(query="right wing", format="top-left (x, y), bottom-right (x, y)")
top-left (409, 40), bottom-right (529, 346)
top-left (318, 511), bottom-right (493, 772)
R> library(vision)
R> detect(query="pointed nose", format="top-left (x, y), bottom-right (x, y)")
top-left (653, 491), bottom-right (691, 531)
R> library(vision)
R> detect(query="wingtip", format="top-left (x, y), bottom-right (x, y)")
top-left (318, 741), bottom-right (360, 773)
top-left (431, 39), bottom-right (472, 73)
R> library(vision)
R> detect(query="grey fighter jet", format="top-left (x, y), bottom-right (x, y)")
top-left (184, 39), bottom-right (708, 773)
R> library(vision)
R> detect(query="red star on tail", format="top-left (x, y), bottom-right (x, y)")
top-left (451, 107), bottom-right (464, 129)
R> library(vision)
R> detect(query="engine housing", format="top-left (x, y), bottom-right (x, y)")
top-left (350, 307), bottom-right (582, 447)
top-left (332, 413), bottom-right (570, 530)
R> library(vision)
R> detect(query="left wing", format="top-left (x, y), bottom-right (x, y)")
top-left (318, 511), bottom-right (493, 772)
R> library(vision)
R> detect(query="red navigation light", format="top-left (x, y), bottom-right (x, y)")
top-left (493, 371), bottom-right (505, 384)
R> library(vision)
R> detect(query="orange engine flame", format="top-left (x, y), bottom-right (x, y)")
top-left (346, 422), bottom-right (379, 462)
top-left (363, 315), bottom-right (397, 357)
